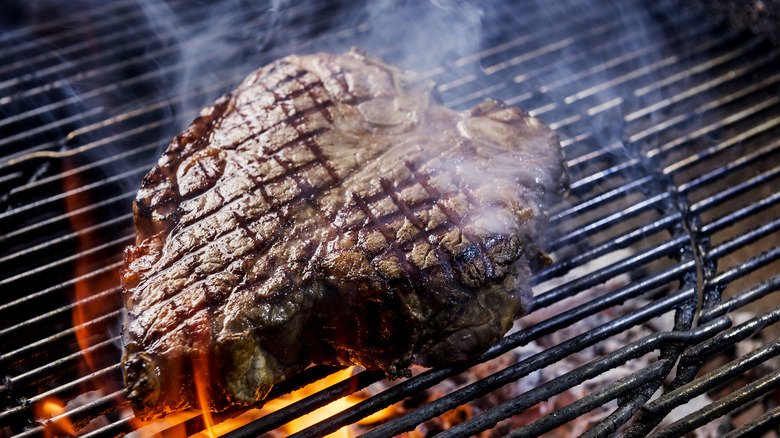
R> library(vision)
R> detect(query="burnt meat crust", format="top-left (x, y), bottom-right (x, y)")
top-left (121, 48), bottom-right (569, 420)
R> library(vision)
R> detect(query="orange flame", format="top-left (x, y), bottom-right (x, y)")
top-left (185, 367), bottom-right (396, 438)
top-left (192, 355), bottom-right (217, 438)
top-left (62, 158), bottom-right (120, 373)
top-left (262, 367), bottom-right (385, 437)
top-left (34, 398), bottom-right (77, 437)
top-left (130, 410), bottom-right (199, 438)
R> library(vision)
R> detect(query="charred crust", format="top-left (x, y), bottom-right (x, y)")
top-left (121, 50), bottom-right (568, 418)
top-left (122, 352), bottom-right (161, 414)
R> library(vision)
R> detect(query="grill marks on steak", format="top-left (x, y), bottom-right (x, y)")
top-left (121, 49), bottom-right (568, 419)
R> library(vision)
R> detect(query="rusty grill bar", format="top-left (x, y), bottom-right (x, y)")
top-left (2, 0), bottom-right (780, 436)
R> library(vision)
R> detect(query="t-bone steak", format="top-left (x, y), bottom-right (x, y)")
top-left (120, 48), bottom-right (569, 420)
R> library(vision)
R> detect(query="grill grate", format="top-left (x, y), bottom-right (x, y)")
top-left (2, 0), bottom-right (780, 436)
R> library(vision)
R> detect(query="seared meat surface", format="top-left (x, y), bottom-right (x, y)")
top-left (121, 49), bottom-right (568, 419)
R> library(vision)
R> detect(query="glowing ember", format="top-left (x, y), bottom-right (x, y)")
top-left (34, 398), bottom-right (77, 437)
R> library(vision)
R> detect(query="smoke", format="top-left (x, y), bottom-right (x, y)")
top-left (3, 0), bottom-right (695, 167)
top-left (0, 0), bottom-right (726, 413)
top-left (327, 0), bottom-right (485, 71)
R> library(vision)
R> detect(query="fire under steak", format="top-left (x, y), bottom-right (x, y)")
top-left (120, 48), bottom-right (569, 420)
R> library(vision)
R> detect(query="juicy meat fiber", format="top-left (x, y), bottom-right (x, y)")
top-left (121, 48), bottom-right (569, 420)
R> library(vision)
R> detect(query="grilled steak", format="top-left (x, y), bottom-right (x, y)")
top-left (121, 48), bottom-right (569, 420)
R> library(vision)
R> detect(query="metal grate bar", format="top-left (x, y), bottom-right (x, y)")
top-left (708, 216), bottom-right (780, 261)
top-left (445, 1), bottom-right (716, 114)
top-left (506, 360), bottom-right (671, 438)
top-left (0, 235), bottom-right (129, 292)
top-left (540, 34), bottom-right (776, 197)
top-left (0, 3), bottom-right (136, 64)
top-left (218, 369), bottom-right (385, 438)
top-left (708, 245), bottom-right (780, 291)
top-left (0, 287), bottom-right (119, 339)
top-left (680, 137), bottom-right (780, 196)
top-left (650, 97), bottom-right (780, 162)
top-left (678, 303), bottom-right (780, 375)
top-left (0, 107), bottom-right (104, 151)
top-left (723, 404), bottom-right (780, 438)
top-left (29, 364), bottom-right (122, 407)
top-left (441, 318), bottom-right (731, 438)
top-left (561, 31), bottom-right (742, 106)
top-left (0, 262), bottom-right (121, 318)
top-left (700, 274), bottom-right (780, 323)
top-left (2, 337), bottom-right (119, 396)
top-left (550, 175), bottom-right (654, 224)
top-left (664, 112), bottom-right (780, 176)
top-left (140, 365), bottom-right (351, 438)
top-left (2, 190), bottom-right (135, 245)
top-left (78, 416), bottom-right (134, 438)
top-left (629, 65), bottom-right (780, 143)
top-left (646, 366), bottom-right (780, 438)
top-left (0, 214), bottom-right (130, 267)
top-left (14, 390), bottom-right (128, 438)
top-left (540, 23), bottom-right (725, 101)
top-left (0, 4), bottom-right (293, 105)
top-left (368, 302), bottom-right (726, 438)
top-left (691, 165), bottom-right (780, 215)
top-left (549, 191), bottom-right (670, 251)
top-left (535, 234), bottom-right (688, 310)
top-left (440, 0), bottom-right (675, 74)
top-left (5, 138), bottom-right (160, 200)
top-left (0, 309), bottom-right (121, 369)
top-left (580, 392), bottom-right (657, 438)
top-left (535, 212), bottom-right (682, 285)
top-left (0, 0), bottom-right (213, 91)
top-left (625, 306), bottom-right (780, 437)
top-left (460, 2), bottom-right (649, 77)
top-left (567, 158), bottom-right (641, 195)
top-left (626, 48), bottom-right (780, 123)
top-left (0, 163), bottom-right (146, 224)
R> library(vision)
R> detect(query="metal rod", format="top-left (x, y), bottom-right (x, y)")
top-left (535, 234), bottom-right (688, 310)
top-left (5, 337), bottom-right (120, 396)
top-left (691, 165), bottom-right (780, 216)
top-left (2, 191), bottom-right (136, 244)
top-left (0, 309), bottom-right (122, 369)
top-left (708, 245), bottom-right (780, 290)
top-left (0, 2), bottom-right (135, 64)
top-left (708, 216), bottom-right (780, 261)
top-left (550, 175), bottom-right (654, 224)
top-left (406, 315), bottom-right (729, 438)
top-left (700, 274), bottom-right (780, 323)
top-left (723, 404), bottom-right (780, 438)
top-left (506, 360), bottom-right (670, 438)
top-left (0, 287), bottom-right (119, 340)
top-left (0, 0), bottom-right (214, 91)
top-left (0, 214), bottom-right (131, 266)
top-left (0, 261), bottom-right (122, 317)
top-left (640, 321), bottom-right (780, 421)
top-left (549, 191), bottom-right (671, 250)
top-left (536, 212), bottom-right (682, 285)
top-left (0, 235), bottom-right (131, 290)
top-left (664, 111), bottom-right (780, 176)
top-left (626, 49), bottom-right (780, 123)
top-left (0, 2), bottom-right (325, 107)
top-left (645, 367), bottom-right (780, 438)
